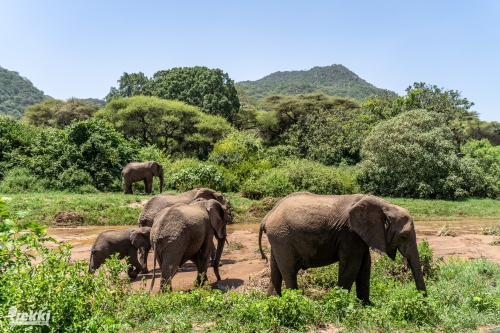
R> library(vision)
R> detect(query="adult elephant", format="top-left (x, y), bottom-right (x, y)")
top-left (122, 161), bottom-right (164, 194)
top-left (150, 199), bottom-right (231, 292)
top-left (137, 188), bottom-right (225, 273)
top-left (258, 193), bottom-right (426, 305)
top-left (88, 227), bottom-right (151, 279)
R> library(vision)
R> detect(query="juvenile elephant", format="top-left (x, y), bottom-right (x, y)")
top-left (122, 161), bottom-right (164, 194)
top-left (137, 188), bottom-right (225, 273)
top-left (88, 227), bottom-right (151, 279)
top-left (150, 199), bottom-right (231, 292)
top-left (259, 193), bottom-right (426, 304)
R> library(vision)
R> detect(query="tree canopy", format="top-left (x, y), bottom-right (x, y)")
top-left (23, 98), bottom-right (100, 128)
top-left (96, 96), bottom-right (232, 159)
top-left (358, 109), bottom-right (487, 199)
top-left (106, 67), bottom-right (240, 122)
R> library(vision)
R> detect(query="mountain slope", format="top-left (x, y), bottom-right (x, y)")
top-left (0, 66), bottom-right (47, 119)
top-left (237, 64), bottom-right (396, 103)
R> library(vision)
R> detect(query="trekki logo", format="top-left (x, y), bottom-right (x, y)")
top-left (7, 306), bottom-right (51, 326)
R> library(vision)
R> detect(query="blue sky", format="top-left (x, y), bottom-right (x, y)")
top-left (1, 1), bottom-right (499, 121)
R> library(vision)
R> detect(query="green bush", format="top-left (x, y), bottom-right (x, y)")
top-left (241, 158), bottom-right (359, 199)
top-left (0, 167), bottom-right (48, 193)
top-left (0, 200), bottom-right (133, 332)
top-left (56, 166), bottom-right (97, 192)
top-left (358, 109), bottom-right (488, 199)
top-left (209, 131), bottom-right (271, 183)
top-left (170, 163), bottom-right (237, 192)
top-left (463, 139), bottom-right (500, 197)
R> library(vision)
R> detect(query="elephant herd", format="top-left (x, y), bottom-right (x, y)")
top-left (88, 188), bottom-right (427, 304)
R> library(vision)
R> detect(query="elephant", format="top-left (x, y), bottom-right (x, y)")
top-left (150, 199), bottom-right (231, 292)
top-left (88, 227), bottom-right (151, 279)
top-left (122, 161), bottom-right (164, 194)
top-left (258, 193), bottom-right (426, 304)
top-left (137, 188), bottom-right (225, 273)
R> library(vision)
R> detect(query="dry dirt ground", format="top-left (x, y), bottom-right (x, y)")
top-left (45, 220), bottom-right (500, 293)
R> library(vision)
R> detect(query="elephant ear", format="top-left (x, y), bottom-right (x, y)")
top-left (205, 200), bottom-right (227, 240)
top-left (130, 229), bottom-right (150, 249)
top-left (348, 196), bottom-right (388, 255)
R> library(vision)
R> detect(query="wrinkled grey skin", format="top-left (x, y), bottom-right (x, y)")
top-left (259, 193), bottom-right (426, 304)
top-left (88, 227), bottom-right (151, 279)
top-left (122, 161), bottom-right (164, 194)
top-left (150, 199), bottom-right (231, 292)
top-left (137, 188), bottom-right (224, 273)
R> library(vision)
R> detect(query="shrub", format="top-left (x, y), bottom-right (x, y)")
top-left (241, 158), bottom-right (359, 199)
top-left (170, 163), bottom-right (237, 193)
top-left (0, 167), bottom-right (48, 193)
top-left (56, 166), bottom-right (96, 192)
top-left (358, 109), bottom-right (488, 199)
top-left (209, 131), bottom-right (271, 182)
top-left (463, 139), bottom-right (500, 197)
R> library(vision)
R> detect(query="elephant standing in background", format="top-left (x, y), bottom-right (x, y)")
top-left (259, 193), bottom-right (426, 305)
top-left (137, 188), bottom-right (225, 273)
top-left (122, 161), bottom-right (164, 194)
top-left (150, 199), bottom-right (231, 292)
top-left (88, 227), bottom-right (151, 279)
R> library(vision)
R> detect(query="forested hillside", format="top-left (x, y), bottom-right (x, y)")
top-left (237, 64), bottom-right (396, 104)
top-left (0, 66), bottom-right (47, 118)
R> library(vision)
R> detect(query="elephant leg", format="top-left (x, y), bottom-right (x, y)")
top-left (337, 250), bottom-right (363, 293)
top-left (88, 253), bottom-right (101, 273)
top-left (355, 250), bottom-right (372, 305)
top-left (143, 179), bottom-right (148, 194)
top-left (268, 250), bottom-right (283, 296)
top-left (159, 255), bottom-right (182, 292)
top-left (125, 179), bottom-right (133, 194)
top-left (127, 248), bottom-right (142, 279)
top-left (192, 243), bottom-right (212, 286)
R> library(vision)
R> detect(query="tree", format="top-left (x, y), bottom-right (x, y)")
top-left (23, 98), bottom-right (100, 128)
top-left (23, 99), bottom-right (64, 127)
top-left (257, 93), bottom-right (367, 164)
top-left (150, 66), bottom-right (240, 122)
top-left (362, 83), bottom-right (475, 123)
top-left (96, 96), bottom-right (232, 159)
top-left (358, 109), bottom-right (487, 199)
top-left (105, 72), bottom-right (151, 101)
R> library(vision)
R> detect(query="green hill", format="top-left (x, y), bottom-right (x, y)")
top-left (0, 66), bottom-right (47, 119)
top-left (237, 64), bottom-right (396, 103)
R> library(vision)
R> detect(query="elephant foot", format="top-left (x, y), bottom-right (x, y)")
top-left (129, 272), bottom-right (138, 279)
top-left (140, 268), bottom-right (150, 274)
top-left (361, 300), bottom-right (374, 306)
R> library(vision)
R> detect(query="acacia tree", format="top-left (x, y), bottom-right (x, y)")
top-left (96, 96), bottom-right (232, 159)
top-left (23, 98), bottom-right (100, 128)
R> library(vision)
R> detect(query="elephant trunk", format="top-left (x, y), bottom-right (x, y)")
top-left (213, 236), bottom-right (225, 281)
top-left (399, 238), bottom-right (427, 295)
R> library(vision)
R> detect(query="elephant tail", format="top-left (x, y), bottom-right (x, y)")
top-left (150, 242), bottom-right (157, 292)
top-left (259, 222), bottom-right (268, 263)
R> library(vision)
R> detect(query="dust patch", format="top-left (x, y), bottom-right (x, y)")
top-left (127, 199), bottom-right (149, 209)
top-left (52, 211), bottom-right (86, 227)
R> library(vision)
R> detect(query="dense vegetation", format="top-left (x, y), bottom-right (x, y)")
top-left (1, 199), bottom-right (499, 332)
top-left (0, 66), bottom-right (46, 119)
top-left (0, 68), bottom-right (499, 201)
top-left (237, 64), bottom-right (397, 104)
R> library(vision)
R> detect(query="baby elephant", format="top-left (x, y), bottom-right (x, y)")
top-left (88, 227), bottom-right (151, 279)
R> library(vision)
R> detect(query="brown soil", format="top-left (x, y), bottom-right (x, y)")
top-left (45, 219), bottom-right (500, 293)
